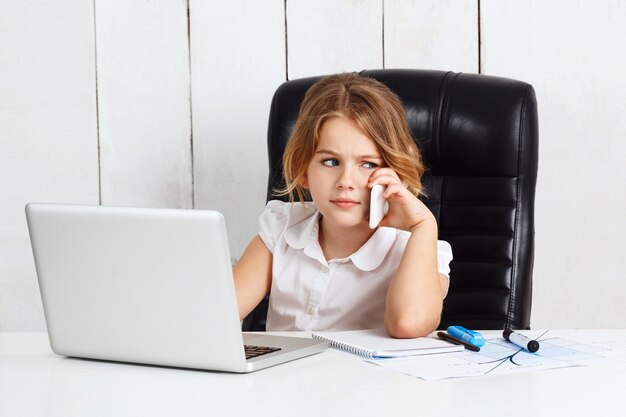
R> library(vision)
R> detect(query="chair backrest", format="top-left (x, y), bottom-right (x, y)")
top-left (243, 69), bottom-right (538, 331)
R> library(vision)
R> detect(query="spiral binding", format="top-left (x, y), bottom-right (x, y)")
top-left (313, 334), bottom-right (375, 359)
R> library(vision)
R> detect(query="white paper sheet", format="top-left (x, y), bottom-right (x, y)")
top-left (364, 330), bottom-right (626, 381)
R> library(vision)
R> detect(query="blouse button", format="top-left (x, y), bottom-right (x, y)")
top-left (321, 265), bottom-right (330, 273)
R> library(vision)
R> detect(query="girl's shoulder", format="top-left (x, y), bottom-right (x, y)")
top-left (262, 200), bottom-right (316, 225)
top-left (259, 200), bottom-right (317, 251)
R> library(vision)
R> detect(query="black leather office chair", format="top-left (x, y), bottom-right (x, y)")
top-left (242, 69), bottom-right (538, 331)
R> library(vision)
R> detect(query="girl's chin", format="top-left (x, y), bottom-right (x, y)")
top-left (320, 213), bottom-right (369, 229)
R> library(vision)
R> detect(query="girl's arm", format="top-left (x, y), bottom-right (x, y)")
top-left (368, 168), bottom-right (448, 339)
top-left (384, 218), bottom-right (448, 338)
top-left (232, 235), bottom-right (273, 321)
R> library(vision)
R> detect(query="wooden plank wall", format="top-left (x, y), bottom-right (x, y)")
top-left (0, 1), bottom-right (99, 330)
top-left (190, 0), bottom-right (285, 257)
top-left (3, 0), bottom-right (624, 330)
top-left (287, 0), bottom-right (383, 79)
top-left (95, 0), bottom-right (193, 208)
top-left (384, 0), bottom-right (477, 72)
top-left (482, 0), bottom-right (626, 328)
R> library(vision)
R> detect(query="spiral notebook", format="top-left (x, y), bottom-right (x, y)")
top-left (313, 328), bottom-right (464, 359)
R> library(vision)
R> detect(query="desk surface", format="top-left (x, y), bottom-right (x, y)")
top-left (1, 331), bottom-right (625, 417)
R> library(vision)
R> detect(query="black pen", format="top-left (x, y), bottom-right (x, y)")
top-left (437, 331), bottom-right (480, 352)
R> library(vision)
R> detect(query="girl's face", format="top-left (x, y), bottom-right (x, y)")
top-left (301, 115), bottom-right (383, 229)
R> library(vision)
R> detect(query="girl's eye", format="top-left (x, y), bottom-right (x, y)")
top-left (362, 161), bottom-right (378, 169)
top-left (322, 159), bottom-right (339, 167)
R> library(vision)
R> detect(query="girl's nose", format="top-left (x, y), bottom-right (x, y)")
top-left (336, 166), bottom-right (356, 190)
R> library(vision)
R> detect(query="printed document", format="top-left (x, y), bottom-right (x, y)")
top-left (364, 330), bottom-right (626, 381)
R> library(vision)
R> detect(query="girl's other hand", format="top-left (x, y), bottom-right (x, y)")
top-left (367, 168), bottom-right (436, 232)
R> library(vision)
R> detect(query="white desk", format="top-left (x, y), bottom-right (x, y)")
top-left (1, 331), bottom-right (625, 417)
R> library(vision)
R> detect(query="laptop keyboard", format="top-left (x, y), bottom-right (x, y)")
top-left (244, 345), bottom-right (282, 360)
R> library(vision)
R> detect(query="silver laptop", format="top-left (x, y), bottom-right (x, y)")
top-left (25, 203), bottom-right (328, 373)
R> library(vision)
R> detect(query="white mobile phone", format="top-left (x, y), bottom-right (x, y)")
top-left (369, 184), bottom-right (387, 229)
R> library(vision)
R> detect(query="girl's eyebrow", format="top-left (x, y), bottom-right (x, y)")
top-left (315, 149), bottom-right (383, 160)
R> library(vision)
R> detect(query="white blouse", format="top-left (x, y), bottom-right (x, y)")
top-left (258, 200), bottom-right (453, 332)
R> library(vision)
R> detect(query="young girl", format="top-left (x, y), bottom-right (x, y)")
top-left (233, 73), bottom-right (452, 339)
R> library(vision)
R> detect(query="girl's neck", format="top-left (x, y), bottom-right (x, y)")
top-left (318, 216), bottom-right (376, 261)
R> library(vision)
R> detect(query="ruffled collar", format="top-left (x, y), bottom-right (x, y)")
top-left (284, 205), bottom-right (396, 271)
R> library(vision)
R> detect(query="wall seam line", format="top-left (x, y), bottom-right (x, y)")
top-left (284, 0), bottom-right (289, 80)
top-left (93, 0), bottom-right (102, 205)
top-left (382, 0), bottom-right (385, 68)
top-left (186, 0), bottom-right (195, 209)
top-left (478, 0), bottom-right (482, 73)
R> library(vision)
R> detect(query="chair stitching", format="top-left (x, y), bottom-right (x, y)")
top-left (434, 72), bottom-right (453, 163)
top-left (437, 72), bottom-right (460, 238)
top-left (507, 84), bottom-right (531, 328)
top-left (440, 72), bottom-right (460, 168)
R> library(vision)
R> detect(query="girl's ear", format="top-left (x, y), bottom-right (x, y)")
top-left (299, 174), bottom-right (309, 189)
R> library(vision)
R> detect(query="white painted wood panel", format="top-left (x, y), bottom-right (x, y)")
top-left (95, 0), bottom-right (192, 208)
top-left (190, 0), bottom-right (286, 258)
top-left (384, 0), bottom-right (478, 72)
top-left (288, 0), bottom-right (383, 79)
top-left (482, 0), bottom-right (626, 328)
top-left (0, 1), bottom-right (99, 330)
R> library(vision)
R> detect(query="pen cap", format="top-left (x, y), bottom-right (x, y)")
top-left (527, 340), bottom-right (540, 353)
top-left (447, 326), bottom-right (485, 347)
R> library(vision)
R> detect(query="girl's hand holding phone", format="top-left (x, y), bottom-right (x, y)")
top-left (367, 168), bottom-right (436, 232)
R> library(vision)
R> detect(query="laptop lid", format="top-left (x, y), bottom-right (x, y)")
top-left (26, 203), bottom-right (250, 372)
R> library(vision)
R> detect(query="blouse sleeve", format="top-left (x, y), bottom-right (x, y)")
top-left (258, 200), bottom-right (290, 254)
top-left (436, 240), bottom-right (453, 278)
top-left (437, 240), bottom-right (453, 298)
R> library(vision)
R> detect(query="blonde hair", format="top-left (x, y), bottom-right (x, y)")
top-left (278, 72), bottom-right (425, 203)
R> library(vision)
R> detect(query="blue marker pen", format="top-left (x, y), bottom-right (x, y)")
top-left (447, 326), bottom-right (485, 348)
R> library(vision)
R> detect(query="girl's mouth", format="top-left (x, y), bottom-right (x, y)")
top-left (331, 199), bottom-right (360, 208)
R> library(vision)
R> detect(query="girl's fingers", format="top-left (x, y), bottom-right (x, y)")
top-left (369, 174), bottom-right (402, 187)
top-left (369, 168), bottom-right (401, 185)
top-left (382, 183), bottom-right (408, 199)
